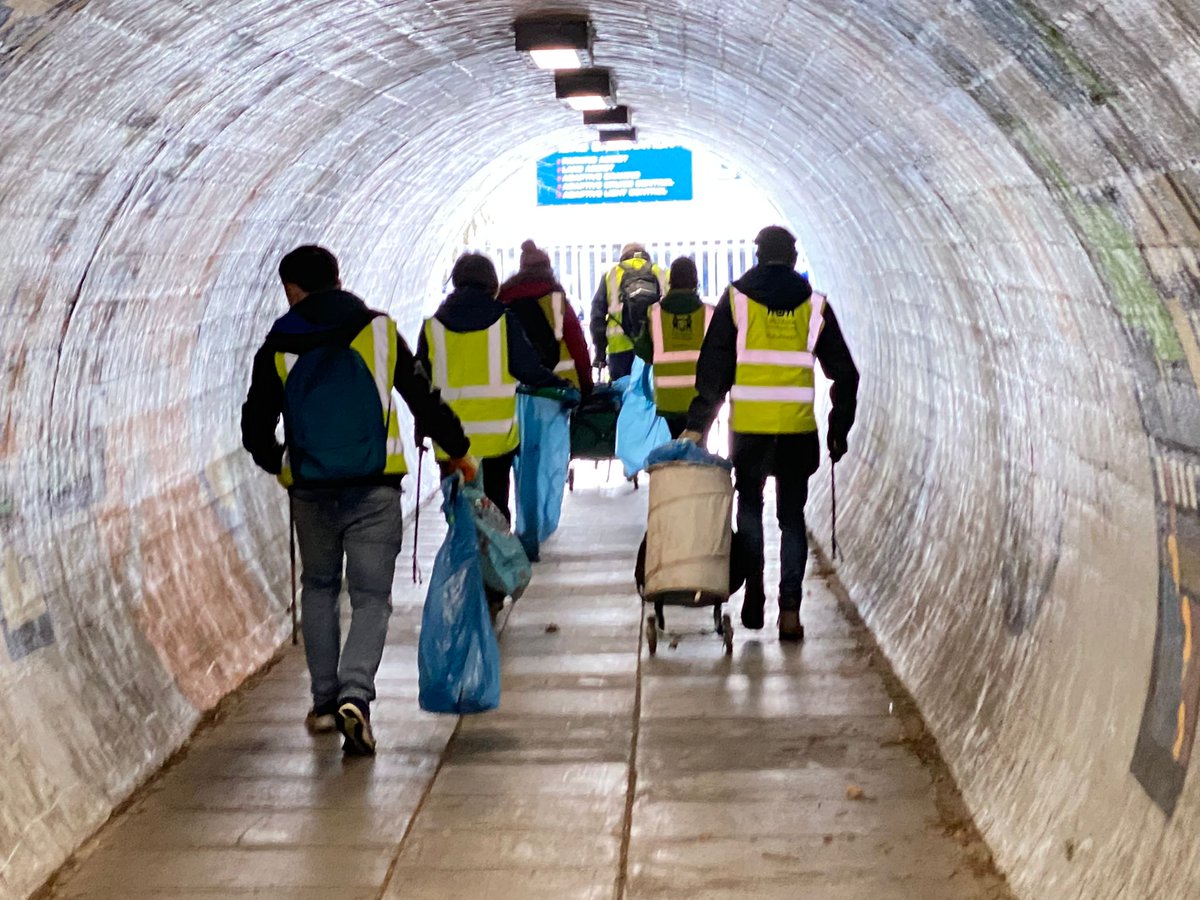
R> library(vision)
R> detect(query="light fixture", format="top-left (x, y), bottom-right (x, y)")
top-left (555, 68), bottom-right (615, 111)
top-left (599, 127), bottom-right (637, 144)
top-left (584, 106), bottom-right (631, 127)
top-left (515, 17), bottom-right (591, 70)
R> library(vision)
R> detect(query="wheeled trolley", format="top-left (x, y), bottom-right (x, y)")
top-left (567, 382), bottom-right (638, 490)
top-left (636, 459), bottom-right (736, 655)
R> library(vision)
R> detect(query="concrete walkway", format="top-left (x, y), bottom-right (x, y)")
top-left (42, 476), bottom-right (1011, 900)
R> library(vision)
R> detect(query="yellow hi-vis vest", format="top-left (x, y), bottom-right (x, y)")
top-left (273, 316), bottom-right (408, 487)
top-left (650, 302), bottom-right (712, 414)
top-left (606, 258), bottom-right (667, 354)
top-left (730, 288), bottom-right (827, 434)
top-left (423, 316), bottom-right (519, 460)
top-left (537, 291), bottom-right (580, 388)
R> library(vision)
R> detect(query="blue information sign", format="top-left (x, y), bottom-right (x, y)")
top-left (537, 147), bottom-right (693, 205)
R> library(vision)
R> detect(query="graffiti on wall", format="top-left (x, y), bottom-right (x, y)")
top-left (0, 545), bottom-right (54, 661)
top-left (902, 0), bottom-right (1200, 817)
top-left (1131, 305), bottom-right (1200, 815)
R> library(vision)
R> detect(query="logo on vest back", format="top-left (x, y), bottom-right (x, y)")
top-left (765, 307), bottom-right (799, 339)
top-left (670, 314), bottom-right (694, 336)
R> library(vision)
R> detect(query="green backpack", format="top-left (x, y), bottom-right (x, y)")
top-left (282, 344), bottom-right (387, 482)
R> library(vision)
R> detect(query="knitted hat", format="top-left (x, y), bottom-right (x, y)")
top-left (754, 225), bottom-right (797, 264)
top-left (519, 239), bottom-right (552, 271)
top-left (451, 252), bottom-right (499, 295)
top-left (668, 256), bottom-right (698, 290)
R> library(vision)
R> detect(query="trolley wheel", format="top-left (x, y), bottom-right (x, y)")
top-left (646, 615), bottom-right (658, 655)
top-left (568, 467), bottom-right (575, 492)
top-left (722, 614), bottom-right (734, 655)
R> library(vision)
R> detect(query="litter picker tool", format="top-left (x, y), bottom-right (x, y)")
top-left (288, 496), bottom-right (299, 645)
top-left (830, 459), bottom-right (841, 562)
top-left (412, 441), bottom-right (427, 584)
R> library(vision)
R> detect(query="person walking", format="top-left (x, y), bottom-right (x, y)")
top-left (682, 226), bottom-right (859, 641)
top-left (416, 252), bottom-right (574, 618)
top-left (241, 245), bottom-right (472, 756)
top-left (633, 256), bottom-right (710, 439)
top-left (498, 240), bottom-right (594, 395)
top-left (589, 242), bottom-right (667, 380)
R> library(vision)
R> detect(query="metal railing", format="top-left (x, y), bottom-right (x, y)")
top-left (476, 237), bottom-right (761, 311)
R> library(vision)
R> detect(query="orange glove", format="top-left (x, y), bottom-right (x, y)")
top-left (445, 456), bottom-right (478, 484)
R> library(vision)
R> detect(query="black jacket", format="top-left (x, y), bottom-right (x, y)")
top-left (414, 286), bottom-right (570, 394)
top-left (686, 265), bottom-right (859, 445)
top-left (240, 289), bottom-right (469, 485)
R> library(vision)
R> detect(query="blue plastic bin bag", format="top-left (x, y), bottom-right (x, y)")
top-left (615, 357), bottom-right (671, 478)
top-left (462, 477), bottom-right (533, 600)
top-left (418, 477), bottom-right (501, 714)
top-left (645, 438), bottom-right (734, 471)
top-left (514, 390), bottom-right (572, 560)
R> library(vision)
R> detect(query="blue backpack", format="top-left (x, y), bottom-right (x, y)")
top-left (281, 344), bottom-right (387, 482)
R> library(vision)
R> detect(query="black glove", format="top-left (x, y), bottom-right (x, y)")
top-left (827, 434), bottom-right (847, 463)
top-left (592, 352), bottom-right (606, 370)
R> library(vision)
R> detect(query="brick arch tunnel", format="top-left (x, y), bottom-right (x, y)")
top-left (1, 1), bottom-right (1198, 897)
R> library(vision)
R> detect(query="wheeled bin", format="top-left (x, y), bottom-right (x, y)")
top-left (639, 459), bottom-right (735, 654)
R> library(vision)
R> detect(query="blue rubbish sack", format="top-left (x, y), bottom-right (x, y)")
top-left (514, 390), bottom-right (572, 559)
top-left (615, 357), bottom-right (671, 478)
top-left (645, 438), bottom-right (734, 471)
top-left (418, 477), bottom-right (501, 715)
top-left (462, 477), bottom-right (533, 600)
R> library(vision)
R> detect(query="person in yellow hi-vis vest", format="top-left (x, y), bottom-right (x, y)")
top-left (589, 242), bottom-right (667, 379)
top-left (499, 240), bottom-right (594, 396)
top-left (241, 245), bottom-right (472, 757)
top-left (632, 256), bottom-right (711, 438)
top-left (682, 227), bottom-right (859, 642)
top-left (416, 253), bottom-right (575, 618)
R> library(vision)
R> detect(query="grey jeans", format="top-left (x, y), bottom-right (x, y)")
top-left (291, 485), bottom-right (403, 708)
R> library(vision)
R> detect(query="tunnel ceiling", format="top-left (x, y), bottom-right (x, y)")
top-left (1, 2), bottom-right (1199, 899)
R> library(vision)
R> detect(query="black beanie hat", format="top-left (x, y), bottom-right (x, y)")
top-left (754, 225), bottom-right (797, 264)
top-left (451, 252), bottom-right (499, 294)
top-left (668, 256), bottom-right (698, 290)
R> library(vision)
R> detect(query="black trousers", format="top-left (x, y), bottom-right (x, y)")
top-left (481, 449), bottom-right (516, 523)
top-left (731, 432), bottom-right (820, 609)
top-left (608, 349), bottom-right (635, 380)
top-left (481, 449), bottom-right (517, 606)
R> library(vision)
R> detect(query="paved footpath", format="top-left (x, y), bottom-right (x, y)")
top-left (42, 475), bottom-right (1012, 900)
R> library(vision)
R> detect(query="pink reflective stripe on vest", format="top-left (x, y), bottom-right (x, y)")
top-left (730, 385), bottom-right (816, 402)
top-left (808, 292), bottom-right (827, 353)
top-left (550, 292), bottom-right (565, 341)
top-left (655, 375), bottom-right (698, 388)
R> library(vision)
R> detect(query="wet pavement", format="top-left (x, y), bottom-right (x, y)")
top-left (42, 473), bottom-right (1010, 899)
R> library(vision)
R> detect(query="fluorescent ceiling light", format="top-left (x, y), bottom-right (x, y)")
top-left (529, 48), bottom-right (583, 70)
top-left (599, 127), bottom-right (637, 144)
top-left (515, 18), bottom-right (591, 69)
top-left (584, 106), bottom-right (631, 126)
top-left (566, 94), bottom-right (610, 111)
top-left (555, 68), bottom-right (614, 111)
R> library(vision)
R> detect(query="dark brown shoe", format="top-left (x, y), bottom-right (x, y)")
top-left (778, 609), bottom-right (804, 642)
top-left (741, 578), bottom-right (765, 630)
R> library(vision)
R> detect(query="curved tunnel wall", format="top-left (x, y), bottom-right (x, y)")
top-left (0, 1), bottom-right (1197, 897)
